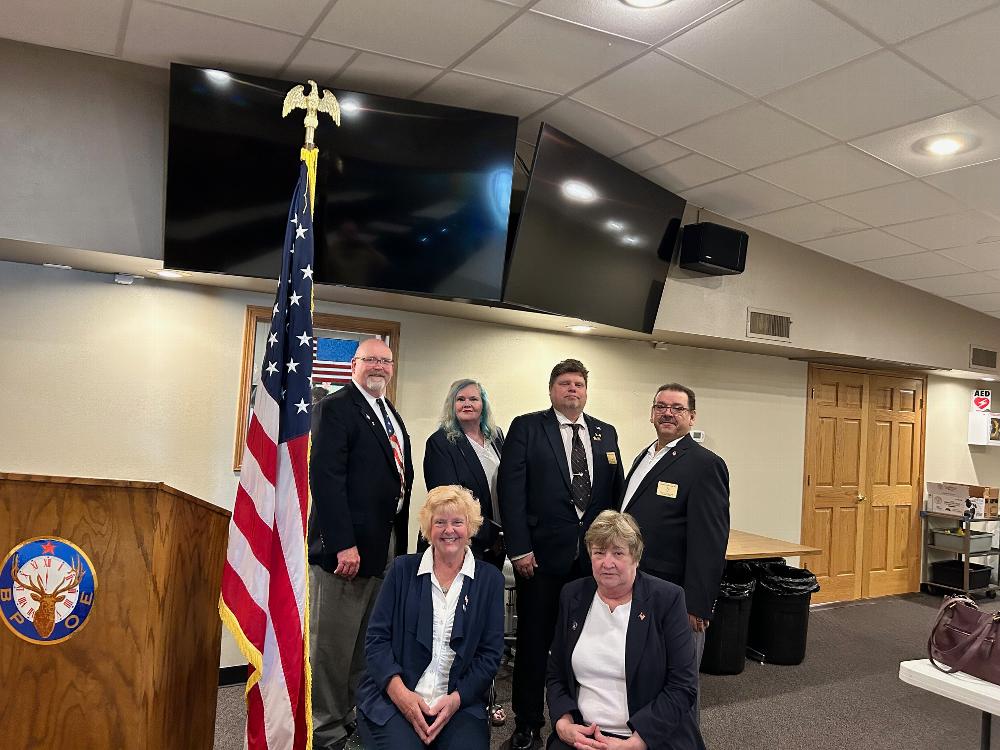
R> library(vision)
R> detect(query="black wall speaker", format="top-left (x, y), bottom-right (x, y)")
top-left (679, 222), bottom-right (748, 275)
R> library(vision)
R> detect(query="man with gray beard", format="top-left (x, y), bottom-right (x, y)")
top-left (308, 337), bottom-right (413, 750)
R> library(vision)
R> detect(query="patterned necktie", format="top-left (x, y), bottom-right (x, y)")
top-left (570, 423), bottom-right (592, 513)
top-left (377, 398), bottom-right (406, 497)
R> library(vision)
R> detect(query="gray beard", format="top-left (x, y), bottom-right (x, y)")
top-left (365, 375), bottom-right (387, 396)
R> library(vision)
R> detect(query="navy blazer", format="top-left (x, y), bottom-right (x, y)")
top-left (620, 434), bottom-right (730, 620)
top-left (498, 408), bottom-right (624, 576)
top-left (308, 382), bottom-right (413, 578)
top-left (423, 427), bottom-right (504, 556)
top-left (357, 552), bottom-right (505, 726)
top-left (546, 572), bottom-right (705, 750)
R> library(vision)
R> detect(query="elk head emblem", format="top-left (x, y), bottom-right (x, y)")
top-left (11, 554), bottom-right (84, 638)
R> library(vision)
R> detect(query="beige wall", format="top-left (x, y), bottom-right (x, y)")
top-left (2, 259), bottom-right (808, 665)
top-left (925, 374), bottom-right (1000, 487)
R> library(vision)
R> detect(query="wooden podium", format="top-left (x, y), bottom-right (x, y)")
top-left (0, 473), bottom-right (231, 749)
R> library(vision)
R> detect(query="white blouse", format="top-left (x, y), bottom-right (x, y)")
top-left (570, 593), bottom-right (632, 736)
top-left (467, 434), bottom-right (501, 523)
top-left (413, 547), bottom-right (476, 707)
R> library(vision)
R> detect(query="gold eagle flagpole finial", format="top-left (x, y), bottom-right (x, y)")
top-left (282, 80), bottom-right (341, 149)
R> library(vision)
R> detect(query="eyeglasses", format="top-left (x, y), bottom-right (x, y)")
top-left (354, 356), bottom-right (394, 366)
top-left (652, 403), bottom-right (690, 415)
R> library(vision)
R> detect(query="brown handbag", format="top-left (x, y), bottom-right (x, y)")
top-left (927, 595), bottom-right (1000, 685)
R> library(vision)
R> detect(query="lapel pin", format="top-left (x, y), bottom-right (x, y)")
top-left (464, 594), bottom-right (469, 609)
top-left (572, 621), bottom-right (578, 631)
top-left (672, 450), bottom-right (677, 456)
top-left (639, 612), bottom-right (646, 621)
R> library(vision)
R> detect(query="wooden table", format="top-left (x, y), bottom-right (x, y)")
top-left (726, 529), bottom-right (821, 560)
top-left (900, 658), bottom-right (1000, 750)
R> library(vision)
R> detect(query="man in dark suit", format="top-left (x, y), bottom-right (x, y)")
top-left (619, 383), bottom-right (730, 682)
top-left (308, 337), bottom-right (413, 750)
top-left (499, 359), bottom-right (624, 750)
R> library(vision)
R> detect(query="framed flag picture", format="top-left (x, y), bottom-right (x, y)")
top-left (233, 305), bottom-right (401, 471)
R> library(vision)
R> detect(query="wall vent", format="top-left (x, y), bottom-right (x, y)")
top-left (971, 345), bottom-right (998, 371)
top-left (747, 307), bottom-right (792, 341)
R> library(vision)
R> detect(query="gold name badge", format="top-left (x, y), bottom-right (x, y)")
top-left (607, 452), bottom-right (617, 465)
top-left (657, 481), bottom-right (678, 499)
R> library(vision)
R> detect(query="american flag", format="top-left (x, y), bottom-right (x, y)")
top-left (220, 152), bottom-right (316, 750)
top-left (311, 337), bottom-right (358, 385)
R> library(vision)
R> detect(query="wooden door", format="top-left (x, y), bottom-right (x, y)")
top-left (801, 367), bottom-right (926, 604)
top-left (862, 375), bottom-right (924, 597)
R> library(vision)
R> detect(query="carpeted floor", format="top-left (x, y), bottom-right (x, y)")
top-left (214, 593), bottom-right (999, 749)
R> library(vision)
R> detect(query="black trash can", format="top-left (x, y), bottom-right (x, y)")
top-left (746, 562), bottom-right (819, 666)
top-left (701, 562), bottom-right (756, 675)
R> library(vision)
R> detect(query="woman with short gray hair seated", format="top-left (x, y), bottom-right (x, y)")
top-left (546, 510), bottom-right (705, 750)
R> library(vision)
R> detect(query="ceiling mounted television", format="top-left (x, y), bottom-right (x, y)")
top-left (503, 124), bottom-right (686, 333)
top-left (165, 64), bottom-right (517, 301)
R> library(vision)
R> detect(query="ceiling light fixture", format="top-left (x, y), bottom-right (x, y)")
top-left (619, 0), bottom-right (673, 7)
top-left (568, 324), bottom-right (596, 333)
top-left (148, 269), bottom-right (191, 280)
top-left (914, 133), bottom-right (978, 157)
top-left (561, 179), bottom-right (598, 203)
top-left (42, 263), bottom-right (73, 270)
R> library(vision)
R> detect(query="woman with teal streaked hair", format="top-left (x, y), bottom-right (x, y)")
top-left (423, 379), bottom-right (506, 569)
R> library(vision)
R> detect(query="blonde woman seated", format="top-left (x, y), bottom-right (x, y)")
top-left (356, 485), bottom-right (505, 749)
top-left (546, 510), bottom-right (704, 750)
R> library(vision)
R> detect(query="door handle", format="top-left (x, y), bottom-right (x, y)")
top-left (857, 493), bottom-right (866, 503)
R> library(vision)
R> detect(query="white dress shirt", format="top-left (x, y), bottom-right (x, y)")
top-left (467, 434), bottom-right (501, 524)
top-left (414, 547), bottom-right (476, 707)
top-left (620, 436), bottom-right (683, 514)
top-left (352, 379), bottom-right (406, 512)
top-left (571, 593), bottom-right (632, 736)
top-left (556, 410), bottom-right (593, 520)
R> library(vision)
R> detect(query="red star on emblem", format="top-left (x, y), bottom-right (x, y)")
top-left (40, 541), bottom-right (56, 554)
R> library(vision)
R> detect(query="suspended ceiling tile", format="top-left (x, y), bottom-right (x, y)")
top-left (821, 180), bottom-right (964, 227)
top-left (160, 0), bottom-right (330, 35)
top-left (667, 103), bottom-right (834, 171)
top-left (456, 11), bottom-right (644, 94)
top-left (283, 40), bottom-right (357, 85)
top-left (683, 174), bottom-right (806, 220)
top-left (925, 159), bottom-right (1000, 216)
top-left (821, 0), bottom-right (994, 44)
top-left (858, 251), bottom-right (971, 280)
top-left (743, 203), bottom-right (867, 243)
top-left (531, 0), bottom-right (736, 45)
top-left (418, 72), bottom-right (558, 118)
top-left (883, 211), bottom-right (1000, 251)
top-left (851, 106), bottom-right (1000, 177)
top-left (571, 51), bottom-right (748, 136)
top-left (615, 140), bottom-right (689, 174)
top-left (334, 53), bottom-right (443, 99)
top-left (661, 0), bottom-right (878, 97)
top-left (805, 228), bottom-right (926, 263)
top-left (939, 242), bottom-right (1000, 272)
top-left (907, 272), bottom-right (1000, 297)
top-left (0, 0), bottom-right (126, 56)
top-left (948, 291), bottom-right (1000, 311)
top-left (750, 145), bottom-right (907, 201)
top-left (519, 99), bottom-right (657, 157)
top-left (765, 51), bottom-right (969, 140)
top-left (899, 5), bottom-right (1000, 99)
top-left (122, 1), bottom-right (299, 72)
top-left (645, 153), bottom-right (737, 192)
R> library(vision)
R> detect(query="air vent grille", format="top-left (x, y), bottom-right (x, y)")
top-left (971, 346), bottom-right (998, 371)
top-left (747, 308), bottom-right (792, 341)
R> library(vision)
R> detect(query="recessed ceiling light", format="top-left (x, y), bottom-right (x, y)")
top-left (619, 0), bottom-right (673, 7)
top-left (42, 263), bottom-right (73, 270)
top-left (561, 180), bottom-right (598, 203)
top-left (568, 324), bottom-right (596, 333)
top-left (205, 69), bottom-right (231, 85)
top-left (605, 220), bottom-right (625, 232)
top-left (914, 133), bottom-right (979, 157)
top-left (148, 269), bottom-right (191, 279)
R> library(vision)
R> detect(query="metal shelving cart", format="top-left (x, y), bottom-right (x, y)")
top-left (920, 510), bottom-right (999, 598)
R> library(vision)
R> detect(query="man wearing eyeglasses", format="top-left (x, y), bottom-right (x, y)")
top-left (308, 337), bottom-right (413, 750)
top-left (620, 383), bottom-right (730, 680)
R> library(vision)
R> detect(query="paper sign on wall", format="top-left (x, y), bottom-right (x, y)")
top-left (973, 389), bottom-right (992, 412)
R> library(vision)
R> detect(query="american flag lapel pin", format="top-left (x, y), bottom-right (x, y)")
top-left (572, 621), bottom-right (578, 630)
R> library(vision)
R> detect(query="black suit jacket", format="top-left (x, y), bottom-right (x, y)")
top-left (423, 427), bottom-right (504, 556)
top-left (620, 433), bottom-right (729, 620)
top-left (308, 382), bottom-right (413, 578)
top-left (498, 408), bottom-right (624, 577)
top-left (546, 572), bottom-right (704, 750)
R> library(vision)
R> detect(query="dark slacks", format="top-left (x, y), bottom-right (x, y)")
top-left (358, 707), bottom-right (489, 750)
top-left (512, 567), bottom-right (580, 729)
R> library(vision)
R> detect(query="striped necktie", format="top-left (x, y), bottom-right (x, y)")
top-left (377, 398), bottom-right (406, 497)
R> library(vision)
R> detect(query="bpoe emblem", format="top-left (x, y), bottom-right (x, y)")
top-left (0, 537), bottom-right (97, 645)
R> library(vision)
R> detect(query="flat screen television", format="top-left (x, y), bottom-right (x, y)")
top-left (165, 64), bottom-right (517, 301)
top-left (503, 124), bottom-right (686, 333)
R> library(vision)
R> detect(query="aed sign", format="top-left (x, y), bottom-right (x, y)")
top-left (973, 389), bottom-right (992, 412)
